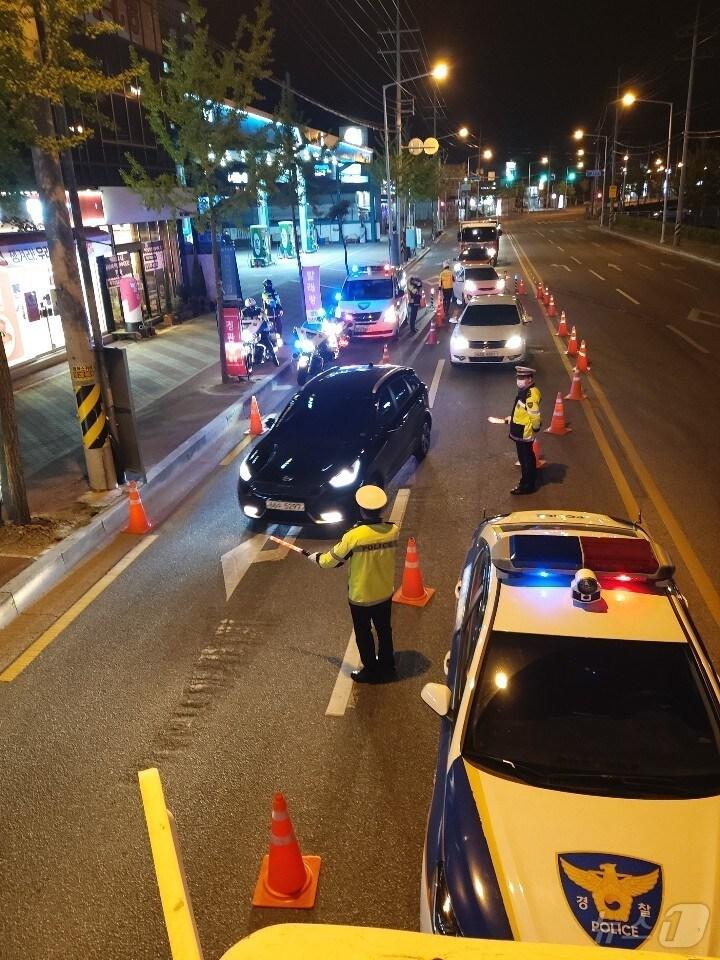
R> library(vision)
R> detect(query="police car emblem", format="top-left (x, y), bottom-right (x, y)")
top-left (558, 852), bottom-right (662, 949)
top-left (358, 301), bottom-right (371, 310)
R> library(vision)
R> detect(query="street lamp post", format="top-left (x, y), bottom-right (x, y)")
top-left (527, 157), bottom-right (548, 211)
top-left (574, 130), bottom-right (608, 225)
top-left (622, 93), bottom-right (673, 243)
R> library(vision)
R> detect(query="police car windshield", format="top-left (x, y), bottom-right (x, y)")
top-left (463, 631), bottom-right (720, 798)
top-left (279, 383), bottom-right (375, 435)
top-left (460, 304), bottom-right (520, 326)
top-left (461, 226), bottom-right (497, 243)
top-left (343, 278), bottom-right (393, 301)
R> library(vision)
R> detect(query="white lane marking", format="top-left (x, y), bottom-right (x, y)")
top-left (0, 536), bottom-right (159, 682)
top-left (555, 245), bottom-right (565, 252)
top-left (535, 230), bottom-right (546, 238)
top-left (221, 435), bottom-right (253, 466)
top-left (661, 261), bottom-right (684, 271)
top-left (222, 534), bottom-right (269, 600)
top-left (589, 269), bottom-right (606, 281)
top-left (688, 307), bottom-right (720, 329)
top-left (325, 488), bottom-right (411, 718)
top-left (428, 359), bottom-right (445, 408)
top-left (608, 263), bottom-right (623, 272)
top-left (550, 263), bottom-right (571, 272)
top-left (666, 325), bottom-right (710, 355)
top-left (616, 288), bottom-right (640, 305)
top-left (674, 278), bottom-right (700, 291)
top-left (570, 256), bottom-right (582, 265)
top-left (638, 263), bottom-right (654, 271)
top-left (592, 241), bottom-right (603, 248)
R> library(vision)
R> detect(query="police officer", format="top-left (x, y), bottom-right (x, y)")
top-left (506, 365), bottom-right (542, 495)
top-left (407, 276), bottom-right (423, 334)
top-left (439, 261), bottom-right (454, 317)
top-left (309, 485), bottom-right (399, 683)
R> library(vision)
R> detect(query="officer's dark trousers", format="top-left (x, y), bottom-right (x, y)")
top-left (349, 599), bottom-right (394, 670)
top-left (442, 288), bottom-right (453, 315)
top-left (515, 439), bottom-right (537, 491)
top-left (408, 303), bottom-right (419, 333)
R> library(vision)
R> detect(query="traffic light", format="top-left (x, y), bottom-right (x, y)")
top-left (568, 171), bottom-right (577, 182)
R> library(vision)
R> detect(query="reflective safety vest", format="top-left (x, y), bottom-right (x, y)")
top-left (439, 268), bottom-right (454, 290)
top-left (318, 522), bottom-right (399, 605)
top-left (509, 385), bottom-right (542, 442)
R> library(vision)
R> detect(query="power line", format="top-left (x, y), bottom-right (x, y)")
top-left (266, 76), bottom-right (382, 130)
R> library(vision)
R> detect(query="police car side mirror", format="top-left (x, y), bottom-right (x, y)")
top-left (421, 682), bottom-right (452, 717)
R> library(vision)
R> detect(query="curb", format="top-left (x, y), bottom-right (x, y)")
top-left (592, 225), bottom-right (720, 270)
top-left (0, 358), bottom-right (291, 631)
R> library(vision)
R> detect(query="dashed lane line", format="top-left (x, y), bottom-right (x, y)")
top-left (428, 359), bottom-right (445, 408)
top-left (591, 241), bottom-right (603, 248)
top-left (616, 288), bottom-right (640, 305)
top-left (0, 536), bottom-right (160, 682)
top-left (666, 325), bottom-right (710, 355)
top-left (638, 263), bottom-right (654, 271)
top-left (608, 263), bottom-right (623, 272)
top-left (589, 269), bottom-right (606, 281)
top-left (508, 230), bottom-right (720, 632)
top-left (325, 488), bottom-right (411, 717)
top-left (674, 278), bottom-right (700, 291)
top-left (555, 245), bottom-right (566, 253)
top-left (570, 256), bottom-right (582, 265)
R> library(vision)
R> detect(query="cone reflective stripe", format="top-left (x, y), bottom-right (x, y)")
top-left (430, 287), bottom-right (435, 308)
top-left (565, 368), bottom-right (587, 401)
top-left (556, 310), bottom-right (569, 337)
top-left (425, 318), bottom-right (438, 346)
top-left (124, 481), bottom-right (152, 534)
top-left (381, 343), bottom-right (390, 364)
top-left (247, 395), bottom-right (264, 436)
top-left (547, 295), bottom-right (557, 317)
top-left (565, 326), bottom-right (579, 356)
top-left (542, 286), bottom-right (550, 305)
top-left (517, 276), bottom-right (526, 295)
top-left (545, 392), bottom-right (572, 435)
top-left (393, 536), bottom-right (435, 607)
top-left (536, 281), bottom-right (543, 300)
top-left (576, 339), bottom-right (590, 372)
top-left (252, 792), bottom-right (321, 909)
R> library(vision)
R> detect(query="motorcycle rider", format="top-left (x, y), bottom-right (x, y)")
top-left (243, 298), bottom-right (278, 366)
top-left (407, 276), bottom-right (423, 335)
top-left (261, 278), bottom-right (283, 336)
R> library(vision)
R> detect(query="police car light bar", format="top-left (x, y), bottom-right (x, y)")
top-left (491, 535), bottom-right (674, 581)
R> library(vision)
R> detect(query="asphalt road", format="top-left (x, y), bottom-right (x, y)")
top-left (0, 216), bottom-right (718, 959)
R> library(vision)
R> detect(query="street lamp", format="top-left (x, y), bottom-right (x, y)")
top-left (527, 156), bottom-right (549, 210)
top-left (458, 126), bottom-right (469, 139)
top-left (482, 148), bottom-right (493, 160)
top-left (622, 92), bottom-right (673, 243)
top-left (382, 62), bottom-right (449, 264)
top-left (573, 129), bottom-right (608, 225)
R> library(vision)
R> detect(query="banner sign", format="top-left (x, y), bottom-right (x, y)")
top-left (223, 305), bottom-right (247, 378)
top-left (220, 243), bottom-right (242, 303)
top-left (302, 265), bottom-right (322, 320)
top-left (142, 239), bottom-right (164, 272)
top-left (278, 221), bottom-right (295, 259)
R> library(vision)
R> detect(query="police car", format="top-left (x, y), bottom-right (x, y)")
top-left (335, 264), bottom-right (407, 340)
top-left (420, 510), bottom-right (720, 954)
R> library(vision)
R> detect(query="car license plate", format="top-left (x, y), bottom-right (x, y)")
top-left (266, 499), bottom-right (305, 512)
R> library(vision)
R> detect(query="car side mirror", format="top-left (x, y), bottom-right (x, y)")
top-left (421, 682), bottom-right (452, 717)
top-left (264, 416), bottom-right (277, 429)
top-left (443, 651), bottom-right (451, 677)
top-left (498, 227), bottom-right (503, 235)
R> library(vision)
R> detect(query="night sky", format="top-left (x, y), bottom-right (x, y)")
top-left (207, 0), bottom-right (720, 169)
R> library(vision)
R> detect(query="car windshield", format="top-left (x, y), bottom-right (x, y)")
top-left (465, 268), bottom-right (498, 282)
top-left (461, 226), bottom-right (497, 243)
top-left (459, 247), bottom-right (490, 262)
top-left (460, 304), bottom-right (519, 326)
top-left (343, 278), bottom-right (393, 301)
top-left (463, 630), bottom-right (720, 798)
top-left (278, 381), bottom-right (376, 435)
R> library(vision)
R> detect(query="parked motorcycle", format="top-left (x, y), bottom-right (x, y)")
top-left (293, 319), bottom-right (344, 385)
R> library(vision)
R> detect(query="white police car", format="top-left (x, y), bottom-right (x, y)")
top-left (420, 510), bottom-right (720, 954)
top-left (335, 264), bottom-right (407, 340)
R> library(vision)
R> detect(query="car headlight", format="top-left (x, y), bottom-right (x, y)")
top-left (296, 337), bottom-right (314, 352)
top-left (382, 305), bottom-right (396, 324)
top-left (433, 863), bottom-right (460, 936)
top-left (241, 330), bottom-right (255, 343)
top-left (334, 306), bottom-right (342, 319)
top-left (328, 458), bottom-right (361, 488)
top-left (505, 334), bottom-right (523, 350)
top-left (452, 333), bottom-right (470, 350)
top-left (239, 457), bottom-right (252, 481)
top-left (464, 280), bottom-right (476, 292)
top-left (486, 246), bottom-right (497, 257)
top-left (496, 279), bottom-right (506, 290)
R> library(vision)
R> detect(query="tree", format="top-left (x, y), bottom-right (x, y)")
top-left (122, 0), bottom-right (273, 382)
top-left (0, 0), bottom-right (130, 512)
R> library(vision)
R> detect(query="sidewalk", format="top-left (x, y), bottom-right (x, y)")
top-left (594, 221), bottom-right (720, 268)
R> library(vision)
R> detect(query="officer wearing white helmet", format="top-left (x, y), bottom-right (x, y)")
top-left (309, 485), bottom-right (399, 683)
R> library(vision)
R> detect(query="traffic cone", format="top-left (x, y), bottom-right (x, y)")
top-left (555, 310), bottom-right (568, 337)
top-left (435, 297), bottom-right (445, 327)
top-left (123, 481), bottom-right (152, 534)
top-left (536, 281), bottom-right (543, 300)
top-left (425, 318), bottom-right (438, 346)
top-left (576, 339), bottom-right (590, 373)
top-left (565, 368), bottom-right (587, 401)
top-left (545, 392), bottom-right (572, 435)
top-left (381, 342), bottom-right (390, 364)
top-left (252, 792), bottom-right (321, 909)
top-left (517, 276), bottom-right (526, 295)
top-left (246, 395), bottom-right (264, 436)
top-left (547, 295), bottom-right (557, 317)
top-left (393, 537), bottom-right (435, 607)
top-left (533, 438), bottom-right (547, 468)
top-left (565, 326), bottom-right (579, 357)
top-left (542, 285), bottom-right (550, 305)
top-left (430, 287), bottom-right (435, 309)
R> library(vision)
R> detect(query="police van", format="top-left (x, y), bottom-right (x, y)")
top-left (335, 264), bottom-right (408, 340)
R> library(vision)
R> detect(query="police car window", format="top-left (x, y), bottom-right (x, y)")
top-left (463, 632), bottom-right (720, 799)
top-left (343, 278), bottom-right (393, 301)
top-left (390, 377), bottom-right (410, 409)
top-left (404, 373), bottom-right (421, 394)
top-left (451, 545), bottom-right (491, 710)
top-left (376, 386), bottom-right (396, 427)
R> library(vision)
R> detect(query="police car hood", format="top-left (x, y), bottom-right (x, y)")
top-left (464, 761), bottom-right (720, 952)
top-left (338, 297), bottom-right (392, 314)
top-left (457, 321), bottom-right (521, 341)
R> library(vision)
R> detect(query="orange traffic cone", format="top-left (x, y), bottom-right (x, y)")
top-left (565, 326), bottom-right (579, 356)
top-left (565, 368), bottom-right (587, 401)
top-left (517, 276), bottom-right (526, 295)
top-left (425, 318), bottom-right (438, 346)
top-left (555, 310), bottom-right (568, 337)
top-left (393, 537), bottom-right (435, 607)
top-left (533, 438), bottom-right (547, 468)
top-left (252, 792), bottom-right (321, 909)
top-left (123, 481), bottom-right (152, 534)
top-left (536, 281), bottom-right (543, 300)
top-left (576, 339), bottom-right (590, 373)
top-left (545, 392), bottom-right (572, 435)
top-left (381, 343), bottom-right (390, 364)
top-left (547, 295), bottom-right (557, 317)
top-left (542, 285), bottom-right (550, 305)
top-left (246, 395), bottom-right (264, 436)
top-left (435, 298), bottom-right (446, 328)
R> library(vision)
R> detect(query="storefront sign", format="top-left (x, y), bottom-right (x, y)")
top-left (305, 217), bottom-right (318, 253)
top-left (105, 252), bottom-right (133, 288)
top-left (302, 265), bottom-right (322, 320)
top-left (220, 243), bottom-right (242, 302)
top-left (222, 305), bottom-right (247, 378)
top-left (142, 239), bottom-right (164, 272)
top-left (24, 291), bottom-right (41, 322)
top-left (5, 245), bottom-right (51, 265)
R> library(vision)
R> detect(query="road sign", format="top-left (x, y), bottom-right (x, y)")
top-left (408, 137), bottom-right (423, 156)
top-left (608, 185), bottom-right (618, 198)
top-left (423, 137), bottom-right (439, 156)
top-left (586, 169), bottom-right (602, 177)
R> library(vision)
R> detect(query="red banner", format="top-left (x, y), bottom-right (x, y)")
top-left (223, 305), bottom-right (247, 378)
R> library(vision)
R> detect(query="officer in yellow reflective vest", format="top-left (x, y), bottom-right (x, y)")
top-left (507, 365), bottom-right (542, 495)
top-left (439, 261), bottom-right (455, 316)
top-left (309, 485), bottom-right (399, 683)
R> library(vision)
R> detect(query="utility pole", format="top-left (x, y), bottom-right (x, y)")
top-left (609, 68), bottom-right (621, 228)
top-left (674, 2), bottom-right (700, 247)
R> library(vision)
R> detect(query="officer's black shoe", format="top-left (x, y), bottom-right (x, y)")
top-left (351, 667), bottom-right (379, 684)
top-left (378, 660), bottom-right (398, 679)
top-left (510, 485), bottom-right (534, 496)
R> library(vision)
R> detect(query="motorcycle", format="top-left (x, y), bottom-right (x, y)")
top-left (293, 319), bottom-right (344, 385)
top-left (241, 311), bottom-right (281, 367)
top-left (261, 290), bottom-right (284, 338)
